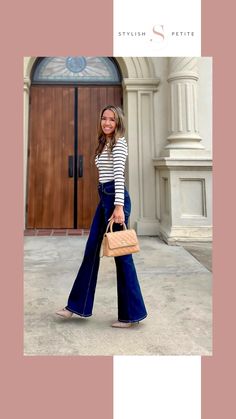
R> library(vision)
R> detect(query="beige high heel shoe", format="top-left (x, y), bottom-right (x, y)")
top-left (56, 308), bottom-right (73, 318)
top-left (111, 321), bottom-right (139, 328)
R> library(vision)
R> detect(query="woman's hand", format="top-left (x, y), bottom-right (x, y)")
top-left (109, 205), bottom-right (125, 224)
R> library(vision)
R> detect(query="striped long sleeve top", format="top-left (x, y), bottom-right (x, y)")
top-left (95, 137), bottom-right (128, 206)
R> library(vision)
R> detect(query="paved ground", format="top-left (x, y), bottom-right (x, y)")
top-left (182, 242), bottom-right (212, 272)
top-left (24, 236), bottom-right (212, 356)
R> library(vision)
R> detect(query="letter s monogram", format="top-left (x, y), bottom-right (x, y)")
top-left (152, 25), bottom-right (165, 41)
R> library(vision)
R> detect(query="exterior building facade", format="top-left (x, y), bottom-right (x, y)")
top-left (24, 56), bottom-right (212, 244)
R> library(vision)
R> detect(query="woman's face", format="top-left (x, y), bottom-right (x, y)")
top-left (101, 109), bottom-right (116, 138)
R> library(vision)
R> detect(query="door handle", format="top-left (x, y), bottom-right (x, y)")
top-left (68, 156), bottom-right (74, 177)
top-left (78, 155), bottom-right (83, 178)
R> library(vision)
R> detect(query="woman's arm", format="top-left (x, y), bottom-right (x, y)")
top-left (109, 138), bottom-right (128, 224)
top-left (113, 138), bottom-right (127, 206)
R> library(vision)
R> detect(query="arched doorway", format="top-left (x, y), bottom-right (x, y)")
top-left (26, 57), bottom-right (123, 229)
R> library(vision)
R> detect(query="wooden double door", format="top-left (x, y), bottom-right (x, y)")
top-left (27, 85), bottom-right (122, 229)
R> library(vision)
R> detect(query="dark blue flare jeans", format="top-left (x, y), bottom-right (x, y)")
top-left (66, 180), bottom-right (147, 323)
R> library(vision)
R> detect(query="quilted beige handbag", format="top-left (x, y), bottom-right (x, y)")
top-left (100, 220), bottom-right (140, 257)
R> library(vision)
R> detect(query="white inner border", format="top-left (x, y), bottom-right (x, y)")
top-left (113, 0), bottom-right (201, 56)
top-left (114, 356), bottom-right (201, 419)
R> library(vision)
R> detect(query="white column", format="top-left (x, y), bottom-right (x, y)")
top-left (166, 57), bottom-right (204, 150)
top-left (23, 77), bottom-right (31, 228)
top-left (153, 58), bottom-right (212, 244)
top-left (123, 78), bottom-right (160, 234)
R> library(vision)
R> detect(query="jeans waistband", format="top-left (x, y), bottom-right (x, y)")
top-left (98, 180), bottom-right (115, 191)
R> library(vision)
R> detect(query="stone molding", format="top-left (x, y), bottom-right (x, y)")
top-left (160, 225), bottom-right (212, 245)
top-left (24, 77), bottom-right (31, 93)
top-left (122, 78), bottom-right (160, 91)
top-left (153, 158), bottom-right (212, 169)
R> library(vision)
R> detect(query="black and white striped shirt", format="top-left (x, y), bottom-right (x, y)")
top-left (95, 137), bottom-right (128, 206)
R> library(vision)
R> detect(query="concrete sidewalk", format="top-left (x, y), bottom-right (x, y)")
top-left (24, 236), bottom-right (212, 356)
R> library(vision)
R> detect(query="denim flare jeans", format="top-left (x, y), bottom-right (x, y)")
top-left (66, 180), bottom-right (147, 323)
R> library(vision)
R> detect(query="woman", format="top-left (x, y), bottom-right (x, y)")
top-left (56, 105), bottom-right (147, 328)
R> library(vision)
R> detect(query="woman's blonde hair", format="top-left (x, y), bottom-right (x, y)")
top-left (95, 105), bottom-right (125, 156)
